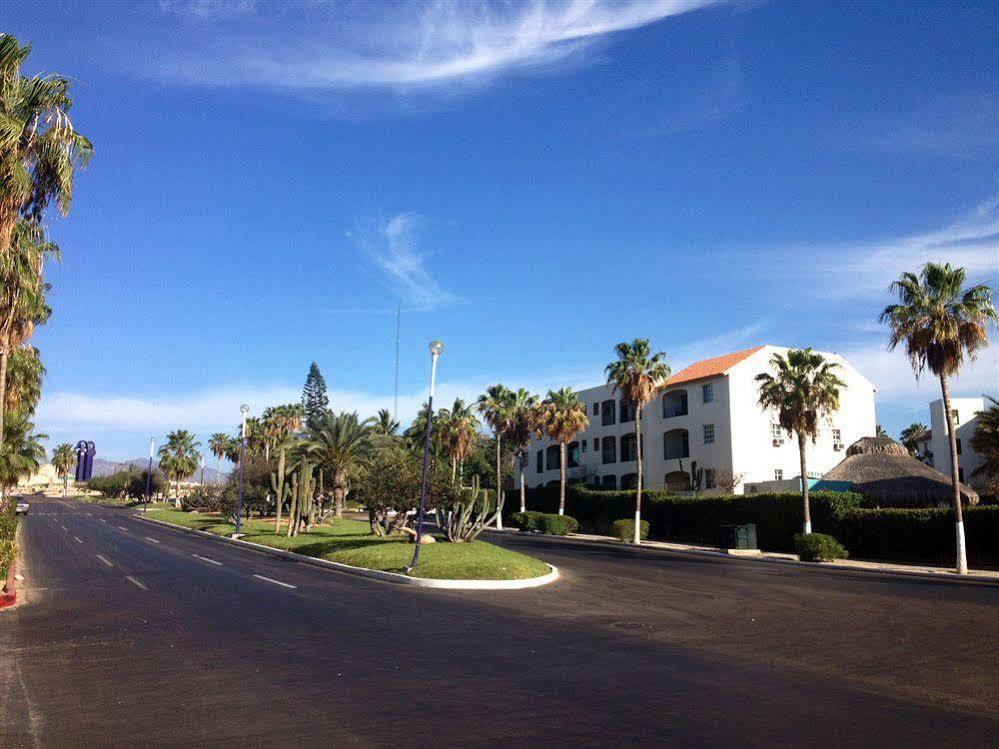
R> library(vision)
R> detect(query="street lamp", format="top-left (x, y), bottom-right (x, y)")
top-left (144, 437), bottom-right (155, 513)
top-left (409, 340), bottom-right (444, 571)
top-left (235, 404), bottom-right (249, 538)
top-left (199, 454), bottom-right (205, 486)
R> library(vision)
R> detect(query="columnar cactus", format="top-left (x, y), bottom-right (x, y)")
top-left (271, 447), bottom-right (289, 533)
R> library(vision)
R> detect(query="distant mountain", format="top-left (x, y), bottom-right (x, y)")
top-left (89, 458), bottom-right (227, 483)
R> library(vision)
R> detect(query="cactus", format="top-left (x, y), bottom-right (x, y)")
top-left (271, 447), bottom-right (289, 534)
top-left (286, 472), bottom-right (299, 538)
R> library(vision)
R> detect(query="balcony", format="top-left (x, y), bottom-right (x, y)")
top-left (663, 390), bottom-right (689, 418)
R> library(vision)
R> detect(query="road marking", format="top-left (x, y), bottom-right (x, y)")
top-left (98, 518), bottom-right (107, 524)
top-left (125, 576), bottom-right (148, 591)
top-left (253, 574), bottom-right (296, 589)
top-left (96, 554), bottom-right (113, 567)
top-left (193, 554), bottom-right (222, 566)
top-left (60, 524), bottom-right (68, 532)
top-left (117, 526), bottom-right (128, 531)
top-left (73, 536), bottom-right (83, 544)
top-left (144, 536), bottom-right (161, 544)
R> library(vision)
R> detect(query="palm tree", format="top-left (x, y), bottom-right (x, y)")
top-left (881, 262), bottom-right (995, 574)
top-left (755, 348), bottom-right (845, 536)
top-left (507, 389), bottom-right (541, 513)
top-left (373, 408), bottom-right (400, 436)
top-left (477, 385), bottom-right (515, 529)
top-left (4, 345), bottom-right (44, 415)
top-left (208, 432), bottom-right (230, 485)
top-left (0, 411), bottom-right (46, 498)
top-left (261, 403), bottom-right (304, 460)
top-left (899, 422), bottom-right (929, 456)
top-left (970, 396), bottom-right (999, 488)
top-left (605, 339), bottom-right (670, 544)
top-left (538, 387), bottom-right (589, 517)
top-left (52, 442), bottom-right (75, 496)
top-left (306, 411), bottom-right (375, 521)
top-left (0, 34), bottom-right (93, 260)
top-left (436, 398), bottom-right (479, 480)
top-left (157, 429), bottom-right (201, 508)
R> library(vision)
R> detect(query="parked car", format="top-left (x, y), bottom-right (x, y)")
top-left (15, 501), bottom-right (29, 515)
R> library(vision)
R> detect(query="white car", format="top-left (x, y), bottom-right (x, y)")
top-left (15, 501), bottom-right (29, 515)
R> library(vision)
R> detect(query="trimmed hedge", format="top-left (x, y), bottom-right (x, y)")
top-left (510, 511), bottom-right (546, 532)
top-left (540, 514), bottom-right (579, 536)
top-left (794, 533), bottom-right (848, 562)
top-left (612, 518), bottom-right (649, 542)
top-left (512, 485), bottom-right (999, 567)
top-left (1, 498), bottom-right (17, 585)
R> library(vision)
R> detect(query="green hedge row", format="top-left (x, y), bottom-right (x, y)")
top-left (511, 485), bottom-right (999, 566)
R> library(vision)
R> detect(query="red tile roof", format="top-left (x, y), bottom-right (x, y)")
top-left (667, 346), bottom-right (765, 386)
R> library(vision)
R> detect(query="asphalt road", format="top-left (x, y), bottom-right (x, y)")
top-left (2, 496), bottom-right (997, 748)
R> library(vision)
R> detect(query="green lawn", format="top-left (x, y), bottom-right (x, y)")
top-left (144, 510), bottom-right (551, 580)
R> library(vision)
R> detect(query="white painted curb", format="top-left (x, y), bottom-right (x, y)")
top-left (135, 514), bottom-right (558, 590)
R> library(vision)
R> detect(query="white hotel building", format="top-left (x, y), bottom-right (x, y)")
top-left (527, 345), bottom-right (877, 494)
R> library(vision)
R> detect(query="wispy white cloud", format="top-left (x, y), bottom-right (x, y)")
top-left (350, 212), bottom-right (461, 310)
top-left (158, 0), bottom-right (257, 20)
top-left (153, 0), bottom-right (719, 91)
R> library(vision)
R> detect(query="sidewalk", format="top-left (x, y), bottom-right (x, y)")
top-left (484, 526), bottom-right (999, 584)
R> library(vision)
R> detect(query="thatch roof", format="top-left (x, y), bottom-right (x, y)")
top-left (819, 437), bottom-right (979, 508)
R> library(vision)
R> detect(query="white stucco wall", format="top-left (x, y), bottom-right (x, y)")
top-left (929, 397), bottom-right (986, 490)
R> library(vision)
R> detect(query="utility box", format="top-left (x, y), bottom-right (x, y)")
top-left (716, 523), bottom-right (757, 551)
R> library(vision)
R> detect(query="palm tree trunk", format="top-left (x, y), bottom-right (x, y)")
top-left (63, 475), bottom-right (67, 497)
top-left (0, 347), bottom-right (7, 453)
top-left (451, 456), bottom-right (457, 482)
top-left (174, 478), bottom-right (181, 510)
top-left (559, 442), bottom-right (567, 516)
top-left (519, 458), bottom-right (526, 514)
top-left (495, 436), bottom-right (503, 530)
top-left (217, 455), bottom-right (222, 485)
top-left (940, 374), bottom-right (968, 574)
top-left (798, 433), bottom-right (811, 534)
top-left (634, 407), bottom-right (643, 545)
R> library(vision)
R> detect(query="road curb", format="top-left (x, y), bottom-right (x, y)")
top-left (134, 514), bottom-right (559, 590)
top-left (485, 528), bottom-right (999, 586)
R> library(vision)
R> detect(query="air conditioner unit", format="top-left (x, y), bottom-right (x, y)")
top-left (772, 438), bottom-right (783, 447)
top-left (833, 442), bottom-right (844, 451)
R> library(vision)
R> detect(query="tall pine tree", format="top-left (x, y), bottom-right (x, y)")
top-left (302, 362), bottom-right (330, 430)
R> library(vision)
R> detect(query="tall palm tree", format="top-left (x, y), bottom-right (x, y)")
top-left (157, 429), bottom-right (201, 508)
top-left (507, 388), bottom-right (541, 513)
top-left (0, 34), bottom-right (93, 260)
top-left (4, 345), bottom-right (44, 415)
top-left (755, 348), bottom-right (845, 536)
top-left (373, 408), bottom-right (400, 436)
top-left (0, 410), bottom-right (46, 497)
top-left (477, 385), bottom-right (515, 528)
top-left (881, 262), bottom-right (996, 574)
top-left (436, 398), bottom-right (479, 481)
top-left (970, 396), bottom-right (999, 488)
top-left (605, 339), bottom-right (670, 544)
top-left (52, 442), bottom-right (74, 496)
top-left (539, 387), bottom-right (589, 517)
top-left (899, 422), bottom-right (929, 456)
top-left (208, 432), bottom-right (230, 485)
top-left (306, 411), bottom-right (375, 520)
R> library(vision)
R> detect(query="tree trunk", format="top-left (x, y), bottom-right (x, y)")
top-left (274, 448), bottom-right (285, 534)
top-left (63, 475), bottom-right (68, 497)
top-left (495, 436), bottom-right (503, 530)
top-left (634, 407), bottom-right (643, 545)
top-left (940, 374), bottom-right (968, 574)
top-left (174, 478), bottom-right (181, 510)
top-left (0, 347), bottom-right (7, 453)
top-left (558, 442), bottom-right (567, 516)
top-left (798, 433), bottom-right (811, 534)
top-left (217, 455), bottom-right (222, 485)
top-left (519, 460), bottom-right (526, 514)
top-left (451, 456), bottom-right (457, 482)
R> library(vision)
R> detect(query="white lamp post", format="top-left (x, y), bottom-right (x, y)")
top-left (235, 404), bottom-right (249, 537)
top-left (409, 340), bottom-right (444, 571)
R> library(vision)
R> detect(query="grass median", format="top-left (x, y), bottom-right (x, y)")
top-left (144, 509), bottom-right (551, 580)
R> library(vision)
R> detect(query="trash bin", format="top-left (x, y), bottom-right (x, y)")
top-left (716, 523), bottom-right (757, 550)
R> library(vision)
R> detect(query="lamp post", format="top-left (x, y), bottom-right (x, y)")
top-left (144, 437), bottom-right (155, 513)
top-left (199, 454), bottom-right (205, 485)
top-left (409, 340), bottom-right (444, 571)
top-left (235, 404), bottom-right (249, 537)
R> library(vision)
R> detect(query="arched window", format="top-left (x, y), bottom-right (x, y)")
top-left (601, 474), bottom-right (617, 489)
top-left (663, 390), bottom-right (689, 418)
top-left (601, 399), bottom-right (616, 426)
top-left (545, 444), bottom-right (561, 471)
top-left (663, 429), bottom-right (690, 460)
top-left (601, 435), bottom-right (617, 464)
top-left (620, 473), bottom-right (638, 489)
top-left (665, 471), bottom-right (691, 492)
top-left (620, 433), bottom-right (638, 462)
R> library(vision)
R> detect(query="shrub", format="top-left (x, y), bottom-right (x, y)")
top-left (0, 498), bottom-right (16, 584)
top-left (540, 514), bottom-right (578, 536)
top-left (794, 533), bottom-right (848, 562)
top-left (612, 518), bottom-right (650, 542)
top-left (511, 511), bottom-right (546, 532)
top-left (182, 485), bottom-right (224, 512)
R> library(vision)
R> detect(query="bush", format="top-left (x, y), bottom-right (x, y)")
top-left (182, 485), bottom-right (224, 512)
top-left (86, 472), bottom-right (130, 498)
top-left (611, 518), bottom-right (650, 542)
top-left (794, 532), bottom-right (848, 562)
top-left (511, 511), bottom-right (546, 532)
top-left (540, 514), bottom-right (579, 536)
top-left (0, 498), bottom-right (16, 585)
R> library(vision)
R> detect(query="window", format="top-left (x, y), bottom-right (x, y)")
top-left (601, 474), bottom-right (617, 489)
top-left (704, 469), bottom-right (716, 489)
top-left (601, 400), bottom-right (616, 426)
top-left (832, 428), bottom-right (842, 443)
top-left (593, 437), bottom-right (600, 451)
top-left (959, 467), bottom-right (965, 482)
top-left (703, 424), bottom-right (715, 445)
top-left (620, 473), bottom-right (638, 490)
top-left (568, 441), bottom-right (580, 468)
top-left (581, 439), bottom-right (588, 453)
top-left (663, 429), bottom-right (690, 460)
top-left (593, 402), bottom-right (599, 416)
top-left (702, 383), bottom-right (714, 403)
top-left (620, 399), bottom-right (635, 423)
top-left (771, 423), bottom-right (783, 443)
top-left (956, 439), bottom-right (962, 455)
top-left (536, 450), bottom-right (543, 473)
top-left (774, 469), bottom-right (783, 481)
top-left (663, 390), bottom-right (688, 418)
top-left (602, 435), bottom-right (617, 464)
top-left (620, 433), bottom-right (638, 462)
top-left (545, 445), bottom-right (560, 471)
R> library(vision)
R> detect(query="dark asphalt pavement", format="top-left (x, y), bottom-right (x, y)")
top-left (2, 496), bottom-right (997, 747)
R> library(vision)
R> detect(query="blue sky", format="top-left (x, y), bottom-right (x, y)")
top-left (5, 0), bottom-right (997, 461)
